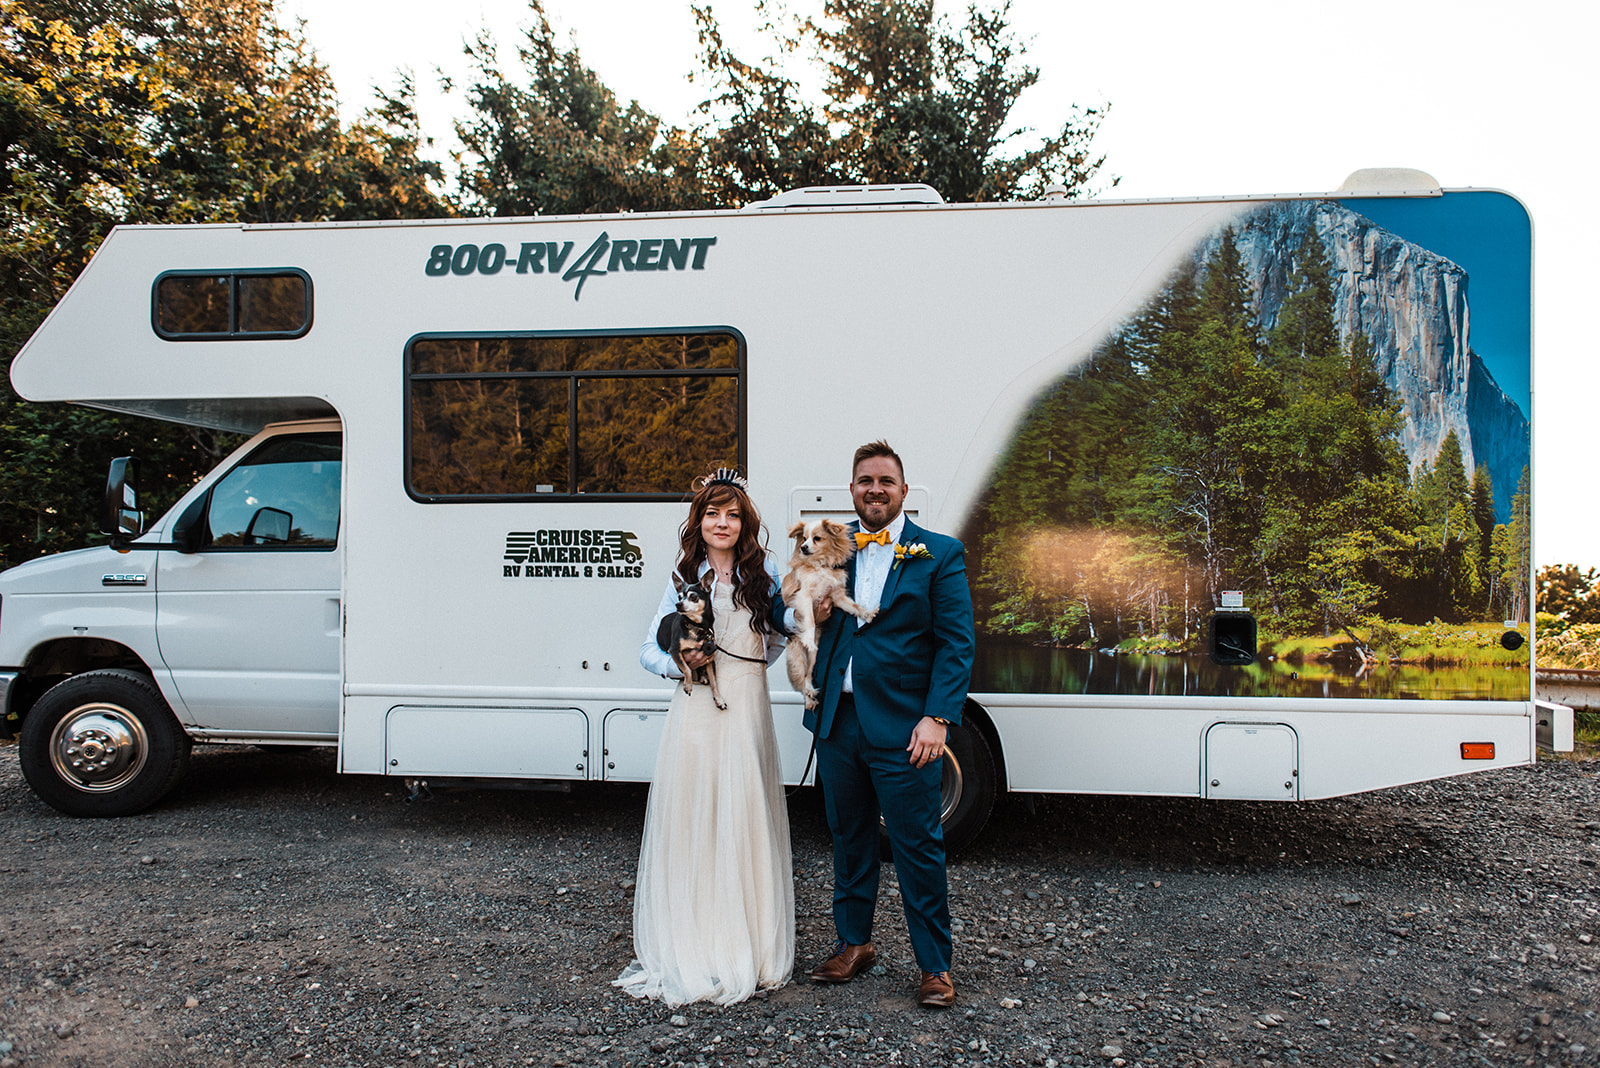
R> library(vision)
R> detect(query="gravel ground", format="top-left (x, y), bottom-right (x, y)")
top-left (1, 739), bottom-right (1597, 1068)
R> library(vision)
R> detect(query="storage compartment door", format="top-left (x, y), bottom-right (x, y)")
top-left (385, 706), bottom-right (589, 778)
top-left (601, 708), bottom-right (669, 781)
top-left (1204, 722), bottom-right (1298, 800)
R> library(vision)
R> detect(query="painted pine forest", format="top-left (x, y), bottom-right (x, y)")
top-left (962, 224), bottom-right (1532, 666)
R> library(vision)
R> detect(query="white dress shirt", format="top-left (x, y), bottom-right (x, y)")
top-left (843, 511), bottom-right (906, 693)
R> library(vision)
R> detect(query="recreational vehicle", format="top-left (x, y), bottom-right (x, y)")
top-left (0, 172), bottom-right (1570, 848)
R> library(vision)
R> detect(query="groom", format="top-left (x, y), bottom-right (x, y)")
top-left (801, 440), bottom-right (975, 1009)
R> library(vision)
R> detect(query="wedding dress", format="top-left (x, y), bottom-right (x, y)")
top-left (614, 580), bottom-right (795, 1006)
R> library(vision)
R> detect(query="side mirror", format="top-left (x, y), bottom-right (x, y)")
top-left (168, 492), bottom-right (209, 554)
top-left (103, 457), bottom-right (145, 547)
top-left (244, 506), bottom-right (293, 545)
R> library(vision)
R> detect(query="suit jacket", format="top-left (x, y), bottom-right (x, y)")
top-left (806, 517), bottom-right (975, 749)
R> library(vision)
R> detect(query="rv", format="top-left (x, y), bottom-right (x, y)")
top-left (0, 173), bottom-right (1570, 849)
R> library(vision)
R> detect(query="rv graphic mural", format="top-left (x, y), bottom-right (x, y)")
top-left (963, 193), bottom-right (1532, 701)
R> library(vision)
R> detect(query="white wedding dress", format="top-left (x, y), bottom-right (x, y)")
top-left (614, 581), bottom-right (795, 1006)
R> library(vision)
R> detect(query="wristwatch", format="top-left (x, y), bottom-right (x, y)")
top-left (931, 717), bottom-right (950, 726)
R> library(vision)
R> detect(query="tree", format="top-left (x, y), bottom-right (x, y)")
top-left (1406, 429), bottom-right (1485, 620)
top-left (1, 0), bottom-right (448, 570)
top-left (1537, 564), bottom-right (1600, 624)
top-left (799, 0), bottom-right (1109, 201)
top-left (1265, 222), bottom-right (1336, 382)
top-left (1497, 466), bottom-right (1532, 622)
top-left (454, 0), bottom-right (1113, 213)
top-left (455, 3), bottom-right (690, 216)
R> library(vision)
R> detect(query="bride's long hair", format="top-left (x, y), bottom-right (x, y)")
top-left (676, 478), bottom-right (774, 636)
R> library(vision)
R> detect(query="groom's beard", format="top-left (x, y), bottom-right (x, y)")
top-left (855, 496), bottom-right (901, 531)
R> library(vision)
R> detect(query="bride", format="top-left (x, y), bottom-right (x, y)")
top-left (614, 468), bottom-right (794, 1006)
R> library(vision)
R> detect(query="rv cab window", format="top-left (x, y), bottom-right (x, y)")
top-left (153, 270), bottom-right (312, 339)
top-left (406, 330), bottom-right (742, 501)
top-left (200, 433), bottom-right (342, 548)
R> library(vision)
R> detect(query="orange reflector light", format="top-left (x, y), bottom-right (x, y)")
top-left (1460, 742), bottom-right (1495, 760)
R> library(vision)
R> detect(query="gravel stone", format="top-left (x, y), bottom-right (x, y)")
top-left (1, 742), bottom-right (1598, 1066)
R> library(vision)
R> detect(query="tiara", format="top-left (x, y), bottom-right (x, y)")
top-left (699, 467), bottom-right (749, 492)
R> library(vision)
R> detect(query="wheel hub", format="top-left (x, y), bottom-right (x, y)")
top-left (50, 707), bottom-right (149, 792)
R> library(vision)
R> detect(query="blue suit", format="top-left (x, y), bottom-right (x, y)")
top-left (807, 517), bottom-right (975, 973)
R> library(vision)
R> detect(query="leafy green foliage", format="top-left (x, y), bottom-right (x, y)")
top-left (455, 6), bottom-right (686, 216)
top-left (1537, 564), bottom-right (1600, 624)
top-left (1, 0), bottom-right (447, 570)
top-left (454, 0), bottom-right (1112, 214)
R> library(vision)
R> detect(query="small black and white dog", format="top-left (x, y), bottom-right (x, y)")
top-left (665, 575), bottom-right (725, 709)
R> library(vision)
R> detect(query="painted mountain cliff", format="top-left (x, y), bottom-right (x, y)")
top-left (1207, 200), bottom-right (1529, 522)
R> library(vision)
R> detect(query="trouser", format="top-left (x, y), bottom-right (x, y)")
top-left (816, 692), bottom-right (952, 973)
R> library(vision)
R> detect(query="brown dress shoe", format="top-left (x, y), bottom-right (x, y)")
top-left (917, 970), bottom-right (956, 1008)
top-left (809, 942), bottom-right (877, 983)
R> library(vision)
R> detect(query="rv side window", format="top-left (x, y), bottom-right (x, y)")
top-left (201, 433), bottom-right (342, 548)
top-left (153, 270), bottom-right (312, 339)
top-left (406, 331), bottom-right (742, 500)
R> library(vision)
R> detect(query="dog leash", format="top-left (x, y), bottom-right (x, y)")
top-left (705, 641), bottom-right (819, 797)
top-left (786, 735), bottom-right (818, 799)
top-left (709, 642), bottom-right (769, 665)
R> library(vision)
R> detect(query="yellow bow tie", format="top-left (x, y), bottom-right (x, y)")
top-left (855, 529), bottom-right (891, 548)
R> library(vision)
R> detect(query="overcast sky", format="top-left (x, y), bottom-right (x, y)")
top-left (279, 0), bottom-right (1597, 569)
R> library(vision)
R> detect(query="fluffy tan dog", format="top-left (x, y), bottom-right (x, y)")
top-left (781, 519), bottom-right (877, 709)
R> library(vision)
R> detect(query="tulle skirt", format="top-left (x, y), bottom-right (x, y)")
top-left (614, 597), bottom-right (794, 1006)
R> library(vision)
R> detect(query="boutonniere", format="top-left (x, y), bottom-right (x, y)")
top-left (893, 542), bottom-right (934, 569)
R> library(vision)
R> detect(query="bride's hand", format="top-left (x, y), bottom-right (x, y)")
top-left (681, 649), bottom-right (711, 669)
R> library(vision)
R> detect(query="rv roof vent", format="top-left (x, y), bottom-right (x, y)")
top-left (1041, 184), bottom-right (1070, 201)
top-left (743, 184), bottom-right (945, 211)
top-left (1336, 167), bottom-right (1442, 194)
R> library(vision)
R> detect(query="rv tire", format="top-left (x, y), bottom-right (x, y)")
top-left (937, 721), bottom-right (997, 854)
top-left (19, 670), bottom-right (191, 817)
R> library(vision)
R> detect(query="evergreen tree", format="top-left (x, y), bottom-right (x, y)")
top-left (1198, 228), bottom-right (1256, 342)
top-left (455, 3), bottom-right (687, 216)
top-left (805, 0), bottom-right (1108, 201)
top-left (454, 0), bottom-right (1114, 213)
top-left (1409, 429), bottom-right (1485, 619)
top-left (1265, 221), bottom-right (1336, 384)
top-left (1418, 430), bottom-right (1471, 543)
top-left (966, 210), bottom-right (1440, 646)
top-left (1256, 223), bottom-right (1409, 631)
top-left (1499, 466), bottom-right (1532, 622)
top-left (1469, 464), bottom-right (1497, 611)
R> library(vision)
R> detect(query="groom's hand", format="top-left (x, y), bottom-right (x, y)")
top-left (813, 596), bottom-right (833, 623)
top-left (907, 717), bottom-right (948, 768)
